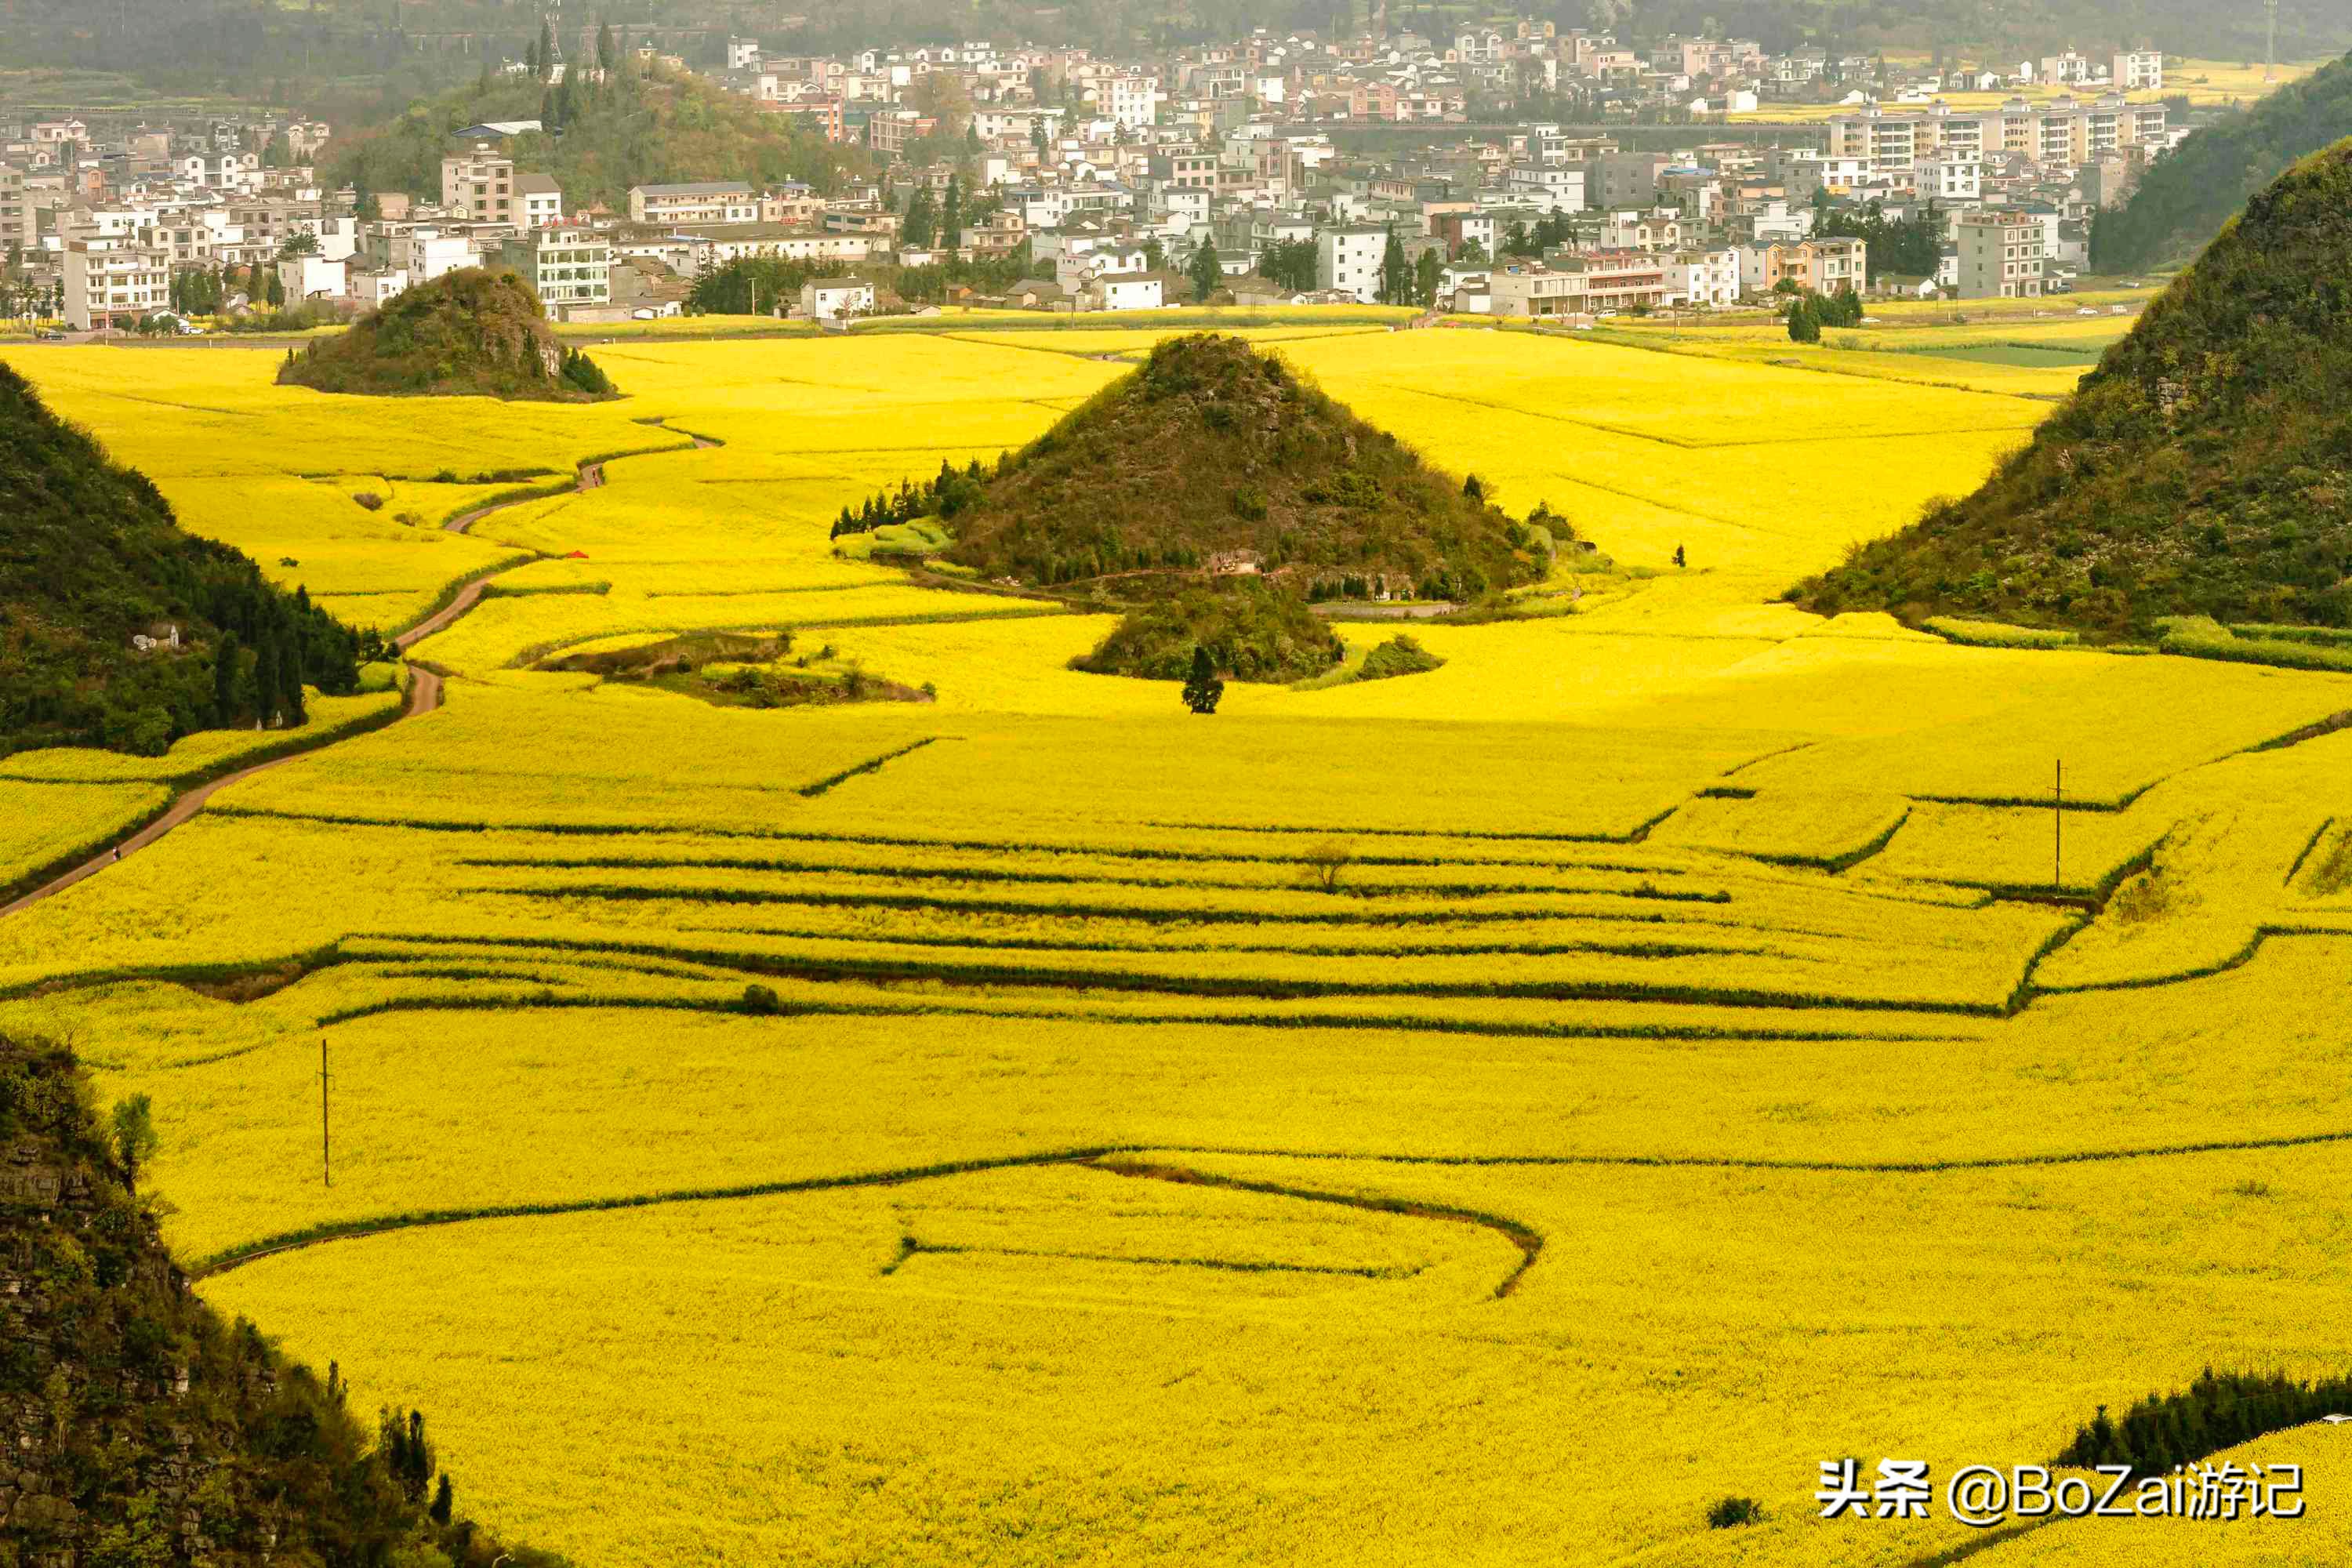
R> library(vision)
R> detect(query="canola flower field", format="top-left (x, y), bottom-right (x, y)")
top-left (5, 321), bottom-right (2351, 1567)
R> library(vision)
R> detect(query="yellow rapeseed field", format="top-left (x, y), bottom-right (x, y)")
top-left (5, 326), bottom-right (2350, 1567)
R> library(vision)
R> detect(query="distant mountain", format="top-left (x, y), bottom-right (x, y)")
top-left (278, 269), bottom-right (616, 401)
top-left (0, 361), bottom-right (366, 759)
top-left (0, 1032), bottom-right (567, 1566)
top-left (938, 332), bottom-right (1559, 606)
top-left (1795, 140), bottom-right (2352, 637)
top-left (2092, 51), bottom-right (2352, 273)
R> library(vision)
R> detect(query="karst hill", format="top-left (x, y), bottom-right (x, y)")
top-left (277, 267), bottom-right (616, 401)
top-left (0, 1033), bottom-right (566, 1564)
top-left (0, 362), bottom-right (365, 758)
top-left (1797, 139), bottom-right (2352, 638)
top-left (937, 332), bottom-right (1562, 605)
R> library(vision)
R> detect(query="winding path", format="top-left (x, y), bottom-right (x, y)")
top-left (2, 448), bottom-right (633, 919)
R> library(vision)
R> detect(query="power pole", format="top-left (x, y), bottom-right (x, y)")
top-left (2053, 760), bottom-right (2063, 892)
top-left (2266, 0), bottom-right (2280, 82)
top-left (320, 1036), bottom-right (332, 1187)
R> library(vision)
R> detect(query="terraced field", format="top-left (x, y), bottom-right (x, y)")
top-left (5, 323), bottom-right (2350, 1567)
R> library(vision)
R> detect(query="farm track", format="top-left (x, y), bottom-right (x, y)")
top-left (0, 448), bottom-right (630, 919)
top-left (183, 1118), bottom-right (2352, 1290)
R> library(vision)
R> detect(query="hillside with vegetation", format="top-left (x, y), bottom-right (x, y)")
top-left (278, 269), bottom-right (616, 401)
top-left (931, 334), bottom-right (1560, 605)
top-left (0, 1033), bottom-right (566, 1566)
top-left (0, 362), bottom-right (367, 759)
top-left (2091, 50), bottom-right (2352, 272)
top-left (328, 53), bottom-right (861, 215)
top-left (1795, 139), bottom-right (2352, 638)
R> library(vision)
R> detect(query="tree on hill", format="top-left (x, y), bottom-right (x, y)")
top-left (0, 1032), bottom-right (572, 1567)
top-left (1795, 138), bottom-right (2352, 637)
top-left (279, 268), bottom-right (619, 402)
top-left (327, 61), bottom-right (864, 216)
top-left (0, 363), bottom-right (369, 761)
top-left (902, 186), bottom-right (937, 248)
top-left (1188, 238), bottom-right (1222, 303)
top-left (2092, 51), bottom-right (2352, 272)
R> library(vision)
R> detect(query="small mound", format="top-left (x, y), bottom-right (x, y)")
top-left (1075, 583), bottom-right (1346, 683)
top-left (278, 268), bottom-right (618, 401)
top-left (1796, 139), bottom-right (2352, 638)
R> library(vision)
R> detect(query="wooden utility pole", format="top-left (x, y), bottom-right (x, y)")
top-left (320, 1036), bottom-right (332, 1187)
top-left (2054, 760), bottom-right (2063, 891)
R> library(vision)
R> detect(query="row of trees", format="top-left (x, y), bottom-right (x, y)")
top-left (1813, 194), bottom-right (1946, 279)
top-left (829, 457), bottom-right (991, 539)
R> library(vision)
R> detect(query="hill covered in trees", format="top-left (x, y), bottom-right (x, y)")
top-left (931, 334), bottom-right (1560, 605)
top-left (279, 269), bottom-right (616, 400)
top-left (1795, 140), bottom-right (2352, 638)
top-left (2091, 51), bottom-right (2352, 273)
top-left (0, 1031), bottom-right (567, 1565)
top-left (0, 363), bottom-right (368, 759)
top-left (329, 53), bottom-right (861, 216)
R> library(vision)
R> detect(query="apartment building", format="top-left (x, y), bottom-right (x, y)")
top-left (442, 147), bottom-right (518, 226)
top-left (1104, 74), bottom-right (1164, 132)
top-left (628, 182), bottom-right (760, 225)
top-left (517, 173), bottom-right (564, 227)
top-left (1504, 162), bottom-right (1587, 212)
top-left (1828, 96), bottom-right (2165, 171)
top-left (0, 163), bottom-right (34, 250)
top-left (2113, 51), bottom-right (2163, 92)
top-left (1956, 209), bottom-right (2043, 299)
top-left (1316, 225), bottom-right (1389, 303)
top-left (63, 241), bottom-right (169, 329)
top-left (1552, 249), bottom-right (1673, 312)
top-left (499, 223), bottom-right (613, 317)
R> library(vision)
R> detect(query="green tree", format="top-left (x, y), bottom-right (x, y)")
top-left (940, 174), bottom-right (963, 249)
top-left (598, 20), bottom-right (617, 74)
top-left (1375, 224), bottom-right (1410, 305)
top-left (212, 633), bottom-right (242, 722)
top-left (537, 17), bottom-right (557, 81)
top-left (110, 1093), bottom-right (158, 1192)
top-left (1786, 295), bottom-right (1820, 343)
top-left (902, 186), bottom-right (936, 249)
top-left (1414, 247), bottom-right (1443, 308)
top-left (1181, 645), bottom-right (1225, 714)
top-left (1187, 238), bottom-right (1222, 303)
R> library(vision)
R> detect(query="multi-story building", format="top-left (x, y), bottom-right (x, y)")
top-left (1829, 96), bottom-right (2164, 172)
top-left (1913, 156), bottom-right (1982, 202)
top-left (63, 241), bottom-right (169, 329)
top-left (628, 182), bottom-right (760, 226)
top-left (517, 173), bottom-right (564, 227)
top-left (1737, 236), bottom-right (1867, 295)
top-left (1956, 209), bottom-right (2043, 298)
top-left (1485, 262), bottom-right (1581, 318)
top-left (1504, 162), bottom-right (1586, 212)
top-left (1592, 152), bottom-right (1671, 209)
top-left (2113, 51), bottom-right (2163, 92)
top-left (1668, 248), bottom-right (1742, 307)
top-left (1552, 249), bottom-right (1672, 312)
top-left (0, 163), bottom-right (34, 251)
top-left (1316, 225), bottom-right (1391, 303)
top-left (1103, 74), bottom-right (1163, 132)
top-left (863, 111), bottom-right (938, 159)
top-left (499, 223), bottom-right (612, 317)
top-left (441, 147), bottom-right (517, 226)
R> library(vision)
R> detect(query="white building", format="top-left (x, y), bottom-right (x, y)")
top-left (517, 173), bottom-right (564, 227)
top-left (629, 182), bottom-right (760, 225)
top-left (63, 241), bottom-right (169, 330)
top-left (799, 277), bottom-right (874, 320)
top-left (1504, 162), bottom-right (1587, 212)
top-left (499, 223), bottom-right (612, 317)
top-left (1668, 248), bottom-right (1741, 307)
top-left (1956, 209), bottom-right (2044, 298)
top-left (1914, 156), bottom-right (1982, 201)
top-left (1088, 274), bottom-right (1163, 310)
top-left (1316, 226), bottom-right (1389, 304)
top-left (2113, 51), bottom-right (2163, 92)
top-left (1103, 74), bottom-right (1163, 132)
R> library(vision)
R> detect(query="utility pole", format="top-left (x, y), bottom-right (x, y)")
top-left (320, 1036), bottom-right (332, 1187)
top-left (2265, 0), bottom-right (2280, 82)
top-left (2053, 760), bottom-right (2063, 892)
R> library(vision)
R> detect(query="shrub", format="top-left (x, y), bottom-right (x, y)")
top-left (1705, 1497), bottom-right (1762, 1529)
top-left (739, 984), bottom-right (781, 1014)
top-left (353, 492), bottom-right (385, 510)
top-left (1359, 633), bottom-right (1446, 682)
